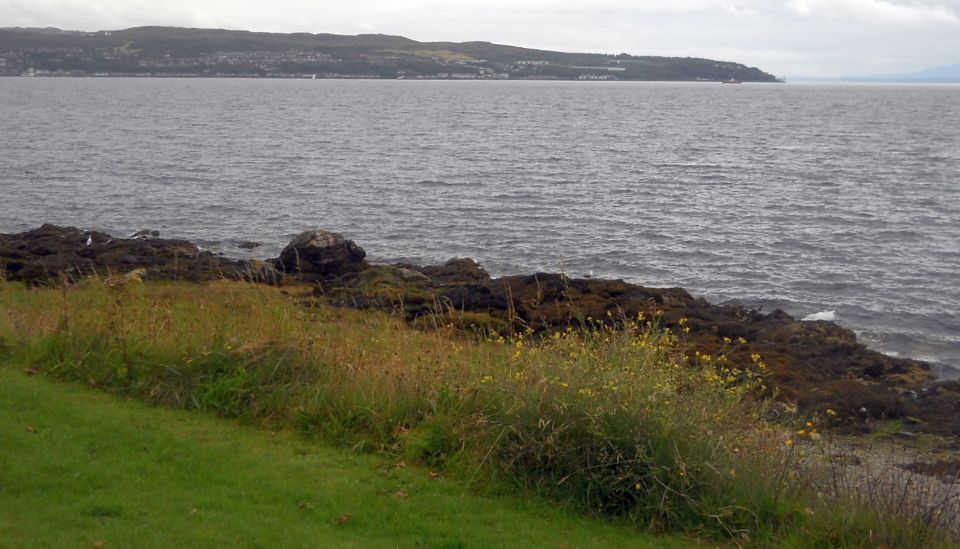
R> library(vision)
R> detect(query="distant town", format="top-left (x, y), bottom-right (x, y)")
top-left (0, 26), bottom-right (781, 82)
top-left (0, 48), bottom-right (631, 80)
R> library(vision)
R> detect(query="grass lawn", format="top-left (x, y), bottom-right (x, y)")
top-left (0, 368), bottom-right (696, 548)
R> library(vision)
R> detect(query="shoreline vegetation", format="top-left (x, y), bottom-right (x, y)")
top-left (2, 224), bottom-right (959, 546)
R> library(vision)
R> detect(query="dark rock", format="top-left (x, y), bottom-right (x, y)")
top-left (277, 230), bottom-right (367, 279)
top-left (0, 224), bottom-right (239, 284)
top-left (413, 258), bottom-right (490, 283)
top-left (902, 381), bottom-right (960, 436)
top-left (439, 284), bottom-right (508, 311)
top-left (1, 224), bottom-right (950, 435)
top-left (237, 241), bottom-right (260, 250)
top-left (130, 229), bottom-right (160, 239)
top-left (326, 261), bottom-right (938, 431)
top-left (901, 459), bottom-right (960, 481)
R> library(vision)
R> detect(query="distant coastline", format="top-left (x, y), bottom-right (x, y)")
top-left (0, 25), bottom-right (782, 82)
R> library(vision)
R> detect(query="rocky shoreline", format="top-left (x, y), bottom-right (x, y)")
top-left (2, 224), bottom-right (958, 437)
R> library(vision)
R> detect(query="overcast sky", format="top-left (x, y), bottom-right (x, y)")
top-left (3, 0), bottom-right (959, 77)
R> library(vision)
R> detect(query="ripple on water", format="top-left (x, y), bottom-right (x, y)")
top-left (1, 79), bottom-right (958, 374)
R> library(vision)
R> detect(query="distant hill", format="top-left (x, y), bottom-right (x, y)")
top-left (842, 62), bottom-right (960, 83)
top-left (0, 26), bottom-right (780, 82)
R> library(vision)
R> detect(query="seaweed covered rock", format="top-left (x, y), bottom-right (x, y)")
top-left (277, 230), bottom-right (367, 279)
top-left (416, 258), bottom-right (490, 284)
top-left (326, 259), bottom-right (938, 431)
top-left (1, 224), bottom-right (948, 434)
top-left (0, 224), bottom-right (239, 283)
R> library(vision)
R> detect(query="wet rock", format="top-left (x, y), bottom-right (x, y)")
top-left (237, 241), bottom-right (261, 250)
top-left (0, 224), bottom-right (240, 284)
top-left (277, 230), bottom-right (367, 279)
top-left (130, 229), bottom-right (160, 239)
top-left (439, 284), bottom-right (509, 311)
top-left (414, 258), bottom-right (490, 284)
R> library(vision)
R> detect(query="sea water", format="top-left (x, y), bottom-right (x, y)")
top-left (1, 78), bottom-right (958, 376)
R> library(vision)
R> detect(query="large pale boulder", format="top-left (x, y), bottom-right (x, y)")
top-left (277, 230), bottom-right (367, 277)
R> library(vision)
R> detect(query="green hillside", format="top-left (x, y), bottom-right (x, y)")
top-left (0, 25), bottom-right (781, 81)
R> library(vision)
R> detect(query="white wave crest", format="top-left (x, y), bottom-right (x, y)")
top-left (802, 310), bottom-right (836, 322)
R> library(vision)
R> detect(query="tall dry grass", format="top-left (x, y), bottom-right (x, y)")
top-left (0, 277), bottom-right (955, 546)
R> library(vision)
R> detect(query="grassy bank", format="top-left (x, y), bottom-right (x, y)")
top-left (0, 278), bottom-right (954, 547)
top-left (0, 368), bottom-right (686, 547)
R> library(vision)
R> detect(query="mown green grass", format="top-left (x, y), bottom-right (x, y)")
top-left (0, 368), bottom-right (696, 548)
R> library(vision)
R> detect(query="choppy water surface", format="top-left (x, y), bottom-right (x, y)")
top-left (1, 78), bottom-right (958, 376)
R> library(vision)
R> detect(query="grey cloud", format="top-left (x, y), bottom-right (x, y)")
top-left (1, 0), bottom-right (958, 76)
